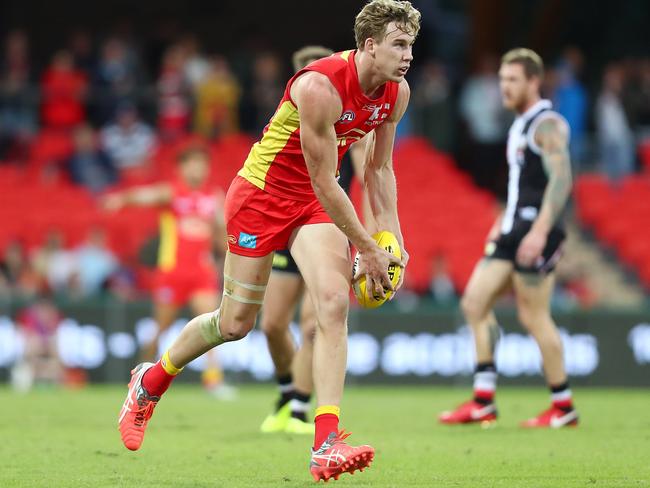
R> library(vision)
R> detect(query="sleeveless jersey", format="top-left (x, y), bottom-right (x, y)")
top-left (158, 180), bottom-right (220, 271)
top-left (238, 49), bottom-right (400, 201)
top-left (501, 99), bottom-right (570, 235)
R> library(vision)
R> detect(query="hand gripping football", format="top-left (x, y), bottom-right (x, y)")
top-left (352, 231), bottom-right (402, 308)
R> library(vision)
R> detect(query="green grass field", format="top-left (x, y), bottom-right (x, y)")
top-left (1, 385), bottom-right (649, 487)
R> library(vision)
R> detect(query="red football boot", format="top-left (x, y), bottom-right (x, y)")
top-left (118, 362), bottom-right (160, 450)
top-left (439, 399), bottom-right (497, 425)
top-left (520, 406), bottom-right (579, 428)
top-left (309, 431), bottom-right (374, 482)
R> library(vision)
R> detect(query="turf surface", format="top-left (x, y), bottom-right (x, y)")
top-left (1, 385), bottom-right (649, 487)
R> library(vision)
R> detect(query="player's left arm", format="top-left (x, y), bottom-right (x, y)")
top-left (365, 81), bottom-right (411, 276)
top-left (516, 116), bottom-right (572, 266)
top-left (348, 134), bottom-right (377, 234)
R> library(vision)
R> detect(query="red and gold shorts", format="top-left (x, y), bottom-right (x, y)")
top-left (224, 176), bottom-right (333, 257)
top-left (153, 263), bottom-right (219, 306)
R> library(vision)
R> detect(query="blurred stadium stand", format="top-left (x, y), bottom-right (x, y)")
top-left (1, 0), bottom-right (649, 306)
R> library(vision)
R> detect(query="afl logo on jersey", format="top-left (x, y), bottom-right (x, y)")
top-left (338, 110), bottom-right (355, 124)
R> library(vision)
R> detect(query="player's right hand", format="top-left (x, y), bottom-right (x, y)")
top-left (101, 193), bottom-right (125, 212)
top-left (354, 244), bottom-right (403, 299)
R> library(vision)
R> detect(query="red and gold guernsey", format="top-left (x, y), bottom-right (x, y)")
top-left (238, 49), bottom-right (399, 201)
top-left (158, 180), bottom-right (221, 271)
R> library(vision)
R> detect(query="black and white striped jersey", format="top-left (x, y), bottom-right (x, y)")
top-left (500, 99), bottom-right (570, 235)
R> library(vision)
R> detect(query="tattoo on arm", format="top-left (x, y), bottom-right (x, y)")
top-left (536, 119), bottom-right (572, 226)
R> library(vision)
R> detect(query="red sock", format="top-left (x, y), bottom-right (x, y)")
top-left (550, 383), bottom-right (573, 411)
top-left (314, 413), bottom-right (339, 450)
top-left (142, 361), bottom-right (176, 397)
top-left (474, 389), bottom-right (495, 404)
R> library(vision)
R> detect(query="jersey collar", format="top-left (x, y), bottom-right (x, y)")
top-left (517, 99), bottom-right (552, 123)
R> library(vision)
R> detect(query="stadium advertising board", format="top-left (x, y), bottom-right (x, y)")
top-left (0, 302), bottom-right (648, 386)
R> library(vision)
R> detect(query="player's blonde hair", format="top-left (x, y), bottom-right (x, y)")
top-left (292, 45), bottom-right (334, 72)
top-left (501, 48), bottom-right (545, 80)
top-left (354, 0), bottom-right (421, 50)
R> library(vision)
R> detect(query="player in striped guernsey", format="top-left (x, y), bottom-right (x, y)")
top-left (117, 0), bottom-right (420, 481)
top-left (440, 48), bottom-right (578, 428)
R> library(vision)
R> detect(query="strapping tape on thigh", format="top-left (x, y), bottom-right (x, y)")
top-left (223, 274), bottom-right (267, 292)
top-left (223, 273), bottom-right (266, 305)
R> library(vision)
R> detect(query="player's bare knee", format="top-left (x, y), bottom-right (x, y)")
top-left (461, 293), bottom-right (486, 325)
top-left (220, 316), bottom-right (255, 341)
top-left (216, 303), bottom-right (256, 341)
top-left (315, 290), bottom-right (349, 325)
top-left (260, 316), bottom-right (284, 338)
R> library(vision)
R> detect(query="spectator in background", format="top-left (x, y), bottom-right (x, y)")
top-left (75, 227), bottom-right (118, 296)
top-left (630, 59), bottom-right (650, 171)
top-left (68, 30), bottom-right (95, 75)
top-left (93, 38), bottom-right (139, 124)
top-left (31, 230), bottom-right (77, 295)
top-left (0, 30), bottom-right (36, 160)
top-left (251, 52), bottom-right (284, 133)
top-left (428, 254), bottom-right (456, 304)
top-left (157, 44), bottom-right (192, 140)
top-left (179, 35), bottom-right (210, 88)
top-left (107, 263), bottom-right (138, 301)
top-left (596, 63), bottom-right (635, 183)
top-left (458, 53), bottom-right (509, 195)
top-left (68, 124), bottom-right (118, 193)
top-left (0, 240), bottom-right (40, 298)
top-left (194, 55), bottom-right (241, 138)
top-left (622, 57), bottom-right (650, 130)
top-left (40, 50), bottom-right (88, 129)
top-left (11, 298), bottom-right (64, 391)
top-left (411, 60), bottom-right (455, 152)
top-left (636, 59), bottom-right (650, 128)
top-left (100, 103), bottom-right (155, 171)
top-left (551, 46), bottom-right (588, 168)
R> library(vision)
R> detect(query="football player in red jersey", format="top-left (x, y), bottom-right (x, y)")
top-left (104, 146), bottom-right (235, 399)
top-left (118, 0), bottom-right (420, 481)
top-left (259, 45), bottom-right (376, 436)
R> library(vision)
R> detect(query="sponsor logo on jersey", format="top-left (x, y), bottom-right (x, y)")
top-left (238, 232), bottom-right (257, 249)
top-left (338, 110), bottom-right (355, 123)
top-left (227, 234), bottom-right (237, 245)
top-left (363, 103), bottom-right (391, 126)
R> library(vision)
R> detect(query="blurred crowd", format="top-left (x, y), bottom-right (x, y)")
top-left (2, 29), bottom-right (649, 188)
top-left (0, 227), bottom-right (130, 301)
top-left (0, 29), bottom-right (284, 176)
top-left (1, 28), bottom-right (649, 308)
top-left (410, 47), bottom-right (650, 196)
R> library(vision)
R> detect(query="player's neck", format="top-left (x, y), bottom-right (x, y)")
top-left (354, 50), bottom-right (386, 99)
top-left (516, 95), bottom-right (542, 116)
top-left (185, 179), bottom-right (202, 190)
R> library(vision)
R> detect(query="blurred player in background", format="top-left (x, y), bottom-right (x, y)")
top-left (259, 45), bottom-right (376, 436)
top-left (117, 0), bottom-right (419, 481)
top-left (10, 298), bottom-right (65, 392)
top-left (440, 48), bottom-right (578, 428)
top-left (104, 146), bottom-right (235, 399)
